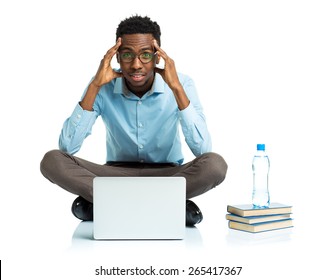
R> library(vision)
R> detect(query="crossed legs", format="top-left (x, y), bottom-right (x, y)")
top-left (40, 149), bottom-right (228, 203)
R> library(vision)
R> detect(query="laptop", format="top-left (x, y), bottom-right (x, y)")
top-left (93, 177), bottom-right (186, 240)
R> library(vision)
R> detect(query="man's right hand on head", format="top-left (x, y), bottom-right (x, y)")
top-left (91, 37), bottom-right (124, 88)
top-left (80, 38), bottom-right (124, 111)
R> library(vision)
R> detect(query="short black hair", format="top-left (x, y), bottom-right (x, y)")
top-left (116, 15), bottom-right (161, 45)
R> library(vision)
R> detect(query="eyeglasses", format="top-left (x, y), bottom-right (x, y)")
top-left (118, 51), bottom-right (156, 64)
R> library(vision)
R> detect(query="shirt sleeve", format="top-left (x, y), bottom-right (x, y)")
top-left (58, 102), bottom-right (99, 155)
top-left (178, 76), bottom-right (212, 156)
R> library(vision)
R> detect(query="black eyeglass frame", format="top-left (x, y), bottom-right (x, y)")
top-left (118, 51), bottom-right (157, 64)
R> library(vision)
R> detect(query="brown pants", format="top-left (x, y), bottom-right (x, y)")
top-left (40, 150), bottom-right (228, 203)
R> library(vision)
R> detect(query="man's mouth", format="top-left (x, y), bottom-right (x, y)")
top-left (130, 73), bottom-right (145, 82)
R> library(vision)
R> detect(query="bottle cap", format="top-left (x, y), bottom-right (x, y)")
top-left (257, 144), bottom-right (265, 151)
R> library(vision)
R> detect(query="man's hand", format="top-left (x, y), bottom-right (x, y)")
top-left (92, 37), bottom-right (123, 88)
top-left (153, 40), bottom-right (190, 110)
top-left (153, 40), bottom-right (182, 91)
top-left (80, 38), bottom-right (123, 111)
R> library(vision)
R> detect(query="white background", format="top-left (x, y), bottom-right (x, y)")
top-left (1, 0), bottom-right (334, 279)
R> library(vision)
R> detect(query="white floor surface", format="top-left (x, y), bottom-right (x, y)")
top-left (1, 177), bottom-right (333, 280)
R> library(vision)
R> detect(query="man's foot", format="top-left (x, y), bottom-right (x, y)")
top-left (71, 196), bottom-right (203, 226)
top-left (186, 200), bottom-right (203, 226)
top-left (71, 196), bottom-right (93, 221)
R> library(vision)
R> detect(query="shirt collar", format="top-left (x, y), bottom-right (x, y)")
top-left (113, 73), bottom-right (165, 98)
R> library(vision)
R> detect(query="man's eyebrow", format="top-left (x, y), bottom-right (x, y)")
top-left (140, 47), bottom-right (154, 51)
top-left (118, 46), bottom-right (132, 51)
top-left (119, 46), bottom-right (154, 52)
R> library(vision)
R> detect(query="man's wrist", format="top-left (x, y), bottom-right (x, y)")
top-left (169, 80), bottom-right (183, 92)
top-left (171, 85), bottom-right (190, 110)
top-left (90, 80), bottom-right (102, 89)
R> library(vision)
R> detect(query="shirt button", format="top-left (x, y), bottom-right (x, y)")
top-left (138, 123), bottom-right (143, 128)
top-left (138, 101), bottom-right (142, 105)
top-left (139, 144), bottom-right (144, 149)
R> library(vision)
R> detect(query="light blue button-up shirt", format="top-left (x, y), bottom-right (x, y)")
top-left (59, 73), bottom-right (211, 165)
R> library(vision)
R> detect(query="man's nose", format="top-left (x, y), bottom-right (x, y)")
top-left (131, 56), bottom-right (143, 69)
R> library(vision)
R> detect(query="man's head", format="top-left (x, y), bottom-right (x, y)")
top-left (116, 15), bottom-right (161, 97)
top-left (116, 15), bottom-right (161, 46)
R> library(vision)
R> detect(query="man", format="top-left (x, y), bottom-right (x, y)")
top-left (40, 15), bottom-right (227, 226)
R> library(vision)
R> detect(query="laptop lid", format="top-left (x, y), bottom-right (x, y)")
top-left (93, 177), bottom-right (186, 240)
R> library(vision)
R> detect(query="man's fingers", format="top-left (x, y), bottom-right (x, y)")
top-left (153, 39), bottom-right (168, 60)
top-left (107, 37), bottom-right (122, 53)
top-left (104, 37), bottom-right (122, 61)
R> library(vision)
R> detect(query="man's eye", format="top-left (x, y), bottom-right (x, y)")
top-left (121, 53), bottom-right (133, 59)
top-left (141, 52), bottom-right (153, 58)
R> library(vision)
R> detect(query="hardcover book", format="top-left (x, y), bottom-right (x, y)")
top-left (228, 219), bottom-right (293, 233)
top-left (227, 203), bottom-right (292, 217)
top-left (226, 213), bottom-right (291, 224)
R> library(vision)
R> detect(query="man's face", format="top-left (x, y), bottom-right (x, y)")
top-left (118, 33), bottom-right (158, 96)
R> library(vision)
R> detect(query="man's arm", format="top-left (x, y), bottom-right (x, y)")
top-left (178, 76), bottom-right (212, 156)
top-left (153, 40), bottom-right (190, 110)
top-left (80, 38), bottom-right (123, 111)
top-left (59, 39), bottom-right (123, 154)
top-left (153, 40), bottom-right (211, 155)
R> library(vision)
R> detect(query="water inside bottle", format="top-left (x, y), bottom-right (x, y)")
top-left (252, 154), bottom-right (270, 208)
top-left (252, 190), bottom-right (270, 208)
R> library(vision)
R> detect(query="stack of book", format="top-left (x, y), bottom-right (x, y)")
top-left (226, 202), bottom-right (293, 233)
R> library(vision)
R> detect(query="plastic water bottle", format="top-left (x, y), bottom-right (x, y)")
top-left (252, 144), bottom-right (270, 208)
